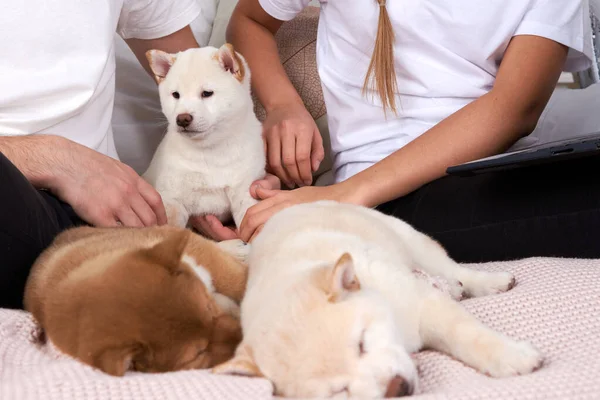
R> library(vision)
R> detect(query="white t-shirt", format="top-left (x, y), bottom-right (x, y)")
top-left (259, 0), bottom-right (595, 182)
top-left (0, 0), bottom-right (200, 159)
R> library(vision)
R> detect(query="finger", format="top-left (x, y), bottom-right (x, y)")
top-left (248, 224), bottom-right (264, 243)
top-left (189, 215), bottom-right (213, 236)
top-left (295, 134), bottom-right (313, 186)
top-left (254, 186), bottom-right (281, 200)
top-left (137, 178), bottom-right (167, 225)
top-left (282, 133), bottom-right (302, 187)
top-left (129, 193), bottom-right (158, 226)
top-left (242, 193), bottom-right (282, 221)
top-left (205, 215), bottom-right (239, 241)
top-left (251, 174), bottom-right (282, 191)
top-left (311, 128), bottom-right (325, 173)
top-left (250, 183), bottom-right (281, 200)
top-left (85, 208), bottom-right (121, 228)
top-left (266, 131), bottom-right (294, 188)
top-left (240, 202), bottom-right (288, 243)
top-left (115, 206), bottom-right (144, 228)
top-left (264, 173), bottom-right (282, 190)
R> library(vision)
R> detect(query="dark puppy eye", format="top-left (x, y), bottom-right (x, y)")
top-left (172, 91), bottom-right (180, 99)
top-left (201, 91), bottom-right (214, 98)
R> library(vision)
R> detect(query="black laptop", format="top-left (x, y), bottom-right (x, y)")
top-left (446, 131), bottom-right (600, 177)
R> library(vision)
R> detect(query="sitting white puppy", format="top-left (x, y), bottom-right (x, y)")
top-left (214, 201), bottom-right (543, 398)
top-left (142, 45), bottom-right (265, 228)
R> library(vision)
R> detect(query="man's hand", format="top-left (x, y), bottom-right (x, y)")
top-left (263, 102), bottom-right (324, 189)
top-left (190, 174), bottom-right (282, 241)
top-left (52, 139), bottom-right (167, 227)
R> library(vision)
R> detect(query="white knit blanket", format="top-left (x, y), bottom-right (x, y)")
top-left (1, 258), bottom-right (599, 399)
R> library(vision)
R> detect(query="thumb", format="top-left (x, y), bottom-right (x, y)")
top-left (310, 128), bottom-right (325, 172)
top-left (254, 185), bottom-right (279, 200)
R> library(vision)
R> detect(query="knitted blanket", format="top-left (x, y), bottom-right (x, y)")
top-left (1, 257), bottom-right (599, 399)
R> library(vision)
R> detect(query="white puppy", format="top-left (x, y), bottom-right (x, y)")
top-left (142, 45), bottom-right (265, 228)
top-left (214, 201), bottom-right (543, 398)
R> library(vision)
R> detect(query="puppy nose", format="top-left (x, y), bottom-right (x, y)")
top-left (176, 113), bottom-right (193, 128)
top-left (384, 375), bottom-right (413, 398)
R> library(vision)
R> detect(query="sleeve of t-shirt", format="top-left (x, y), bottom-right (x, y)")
top-left (117, 0), bottom-right (202, 40)
top-left (258, 0), bottom-right (311, 21)
top-left (514, 0), bottom-right (593, 72)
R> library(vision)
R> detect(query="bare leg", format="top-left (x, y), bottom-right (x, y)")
top-left (419, 294), bottom-right (543, 377)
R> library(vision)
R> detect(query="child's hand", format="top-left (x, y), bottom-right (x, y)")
top-left (262, 102), bottom-right (324, 188)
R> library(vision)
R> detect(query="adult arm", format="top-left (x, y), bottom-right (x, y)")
top-left (0, 135), bottom-right (64, 189)
top-left (227, 0), bottom-right (324, 187)
top-left (0, 134), bottom-right (166, 227)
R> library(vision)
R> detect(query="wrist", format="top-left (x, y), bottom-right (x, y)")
top-left (37, 135), bottom-right (72, 192)
top-left (263, 90), bottom-right (305, 114)
top-left (333, 178), bottom-right (374, 208)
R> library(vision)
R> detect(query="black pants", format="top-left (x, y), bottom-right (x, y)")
top-left (0, 152), bottom-right (85, 309)
top-left (378, 155), bottom-right (600, 263)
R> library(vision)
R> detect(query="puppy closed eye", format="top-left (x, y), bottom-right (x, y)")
top-left (201, 91), bottom-right (214, 98)
top-left (359, 340), bottom-right (366, 356)
top-left (358, 330), bottom-right (367, 356)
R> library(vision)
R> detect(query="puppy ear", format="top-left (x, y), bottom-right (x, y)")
top-left (90, 346), bottom-right (137, 377)
top-left (145, 50), bottom-right (177, 84)
top-left (212, 343), bottom-right (263, 377)
top-left (143, 230), bottom-right (190, 273)
top-left (328, 253), bottom-right (361, 302)
top-left (217, 44), bottom-right (246, 82)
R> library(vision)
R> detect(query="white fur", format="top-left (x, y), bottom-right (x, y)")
top-left (218, 201), bottom-right (543, 398)
top-left (143, 46), bottom-right (265, 228)
top-left (182, 252), bottom-right (240, 319)
top-left (182, 254), bottom-right (215, 293)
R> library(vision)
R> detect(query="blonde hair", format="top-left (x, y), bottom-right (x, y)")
top-left (362, 0), bottom-right (398, 116)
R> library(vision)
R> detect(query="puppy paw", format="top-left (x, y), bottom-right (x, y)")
top-left (447, 279), bottom-right (465, 301)
top-left (463, 271), bottom-right (516, 298)
top-left (218, 239), bottom-right (251, 263)
top-left (480, 340), bottom-right (543, 378)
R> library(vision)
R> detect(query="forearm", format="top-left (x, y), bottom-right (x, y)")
top-left (126, 25), bottom-right (199, 78)
top-left (339, 35), bottom-right (567, 208)
top-left (341, 91), bottom-right (537, 208)
top-left (0, 134), bottom-right (66, 189)
top-left (227, 8), bottom-right (303, 111)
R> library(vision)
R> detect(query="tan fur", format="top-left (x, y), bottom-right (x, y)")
top-left (145, 50), bottom-right (177, 84)
top-left (225, 43), bottom-right (246, 82)
top-left (24, 226), bottom-right (248, 376)
top-left (211, 44), bottom-right (245, 82)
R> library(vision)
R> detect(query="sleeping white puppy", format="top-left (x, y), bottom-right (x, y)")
top-left (214, 201), bottom-right (543, 398)
top-left (142, 45), bottom-right (265, 228)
